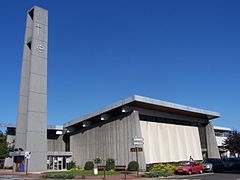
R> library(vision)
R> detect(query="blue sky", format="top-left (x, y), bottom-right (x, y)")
top-left (0, 0), bottom-right (239, 130)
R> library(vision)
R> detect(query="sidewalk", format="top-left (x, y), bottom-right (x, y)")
top-left (74, 172), bottom-right (143, 179)
top-left (0, 170), bottom-right (143, 179)
top-left (0, 170), bottom-right (42, 179)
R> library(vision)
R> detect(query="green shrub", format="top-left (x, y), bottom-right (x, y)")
top-left (106, 158), bottom-right (115, 171)
top-left (3, 166), bottom-right (13, 170)
top-left (144, 172), bottom-right (159, 178)
top-left (144, 170), bottom-right (173, 178)
top-left (42, 172), bottom-right (74, 179)
top-left (84, 161), bottom-right (94, 170)
top-left (145, 163), bottom-right (175, 177)
top-left (94, 157), bottom-right (102, 165)
top-left (127, 161), bottom-right (139, 171)
top-left (70, 167), bottom-right (84, 172)
top-left (150, 163), bottom-right (175, 172)
top-left (67, 160), bottom-right (76, 170)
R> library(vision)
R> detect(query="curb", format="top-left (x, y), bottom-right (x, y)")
top-left (144, 172), bottom-right (214, 179)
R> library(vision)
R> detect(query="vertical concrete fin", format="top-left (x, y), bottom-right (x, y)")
top-left (206, 122), bottom-right (220, 158)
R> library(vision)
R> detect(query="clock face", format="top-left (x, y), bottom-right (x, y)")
top-left (37, 44), bottom-right (44, 53)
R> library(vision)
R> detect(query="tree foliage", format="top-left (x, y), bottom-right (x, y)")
top-left (223, 130), bottom-right (240, 154)
top-left (0, 130), bottom-right (8, 159)
top-left (0, 130), bottom-right (14, 159)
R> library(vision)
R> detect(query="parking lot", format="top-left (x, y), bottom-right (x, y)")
top-left (165, 170), bottom-right (240, 180)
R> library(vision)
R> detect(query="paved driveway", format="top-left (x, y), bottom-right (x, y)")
top-left (159, 170), bottom-right (240, 180)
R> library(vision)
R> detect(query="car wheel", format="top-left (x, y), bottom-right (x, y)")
top-left (199, 169), bottom-right (203, 174)
top-left (188, 171), bottom-right (192, 175)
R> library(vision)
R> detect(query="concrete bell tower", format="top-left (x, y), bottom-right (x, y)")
top-left (15, 6), bottom-right (48, 172)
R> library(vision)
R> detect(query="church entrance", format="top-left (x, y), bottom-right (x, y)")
top-left (47, 156), bottom-right (68, 170)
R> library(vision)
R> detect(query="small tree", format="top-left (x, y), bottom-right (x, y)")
top-left (106, 158), bottom-right (115, 171)
top-left (223, 130), bottom-right (240, 155)
top-left (0, 130), bottom-right (14, 159)
top-left (94, 157), bottom-right (102, 167)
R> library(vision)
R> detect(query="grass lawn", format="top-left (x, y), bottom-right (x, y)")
top-left (42, 169), bottom-right (123, 179)
top-left (73, 169), bottom-right (122, 176)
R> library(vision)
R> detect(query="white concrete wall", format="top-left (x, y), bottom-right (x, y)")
top-left (140, 121), bottom-right (203, 163)
top-left (47, 136), bottom-right (65, 152)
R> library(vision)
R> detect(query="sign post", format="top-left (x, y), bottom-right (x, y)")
top-left (132, 136), bottom-right (144, 177)
top-left (25, 158), bottom-right (28, 175)
top-left (24, 151), bottom-right (31, 175)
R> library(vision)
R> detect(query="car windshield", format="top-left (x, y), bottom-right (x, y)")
top-left (182, 162), bottom-right (192, 166)
top-left (203, 159), bottom-right (216, 163)
top-left (203, 159), bottom-right (212, 163)
top-left (226, 158), bottom-right (238, 162)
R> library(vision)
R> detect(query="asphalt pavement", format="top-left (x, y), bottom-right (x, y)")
top-left (158, 170), bottom-right (240, 180)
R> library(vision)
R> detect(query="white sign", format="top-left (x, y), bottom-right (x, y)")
top-left (25, 151), bottom-right (31, 159)
top-left (133, 141), bottom-right (144, 145)
top-left (133, 136), bottom-right (144, 145)
top-left (133, 137), bottom-right (144, 142)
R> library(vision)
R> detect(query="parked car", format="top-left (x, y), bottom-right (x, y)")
top-left (175, 161), bottom-right (203, 175)
top-left (223, 158), bottom-right (240, 170)
top-left (202, 158), bottom-right (225, 172)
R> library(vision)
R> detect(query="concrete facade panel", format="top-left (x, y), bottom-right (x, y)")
top-left (24, 27), bottom-right (33, 43)
top-left (31, 56), bottom-right (47, 76)
top-left (15, 132), bottom-right (26, 150)
top-left (27, 152), bottom-right (47, 172)
top-left (27, 112), bottom-right (47, 132)
top-left (17, 96), bottom-right (28, 114)
top-left (70, 111), bottom-right (146, 169)
top-left (33, 22), bottom-right (48, 42)
top-left (140, 121), bottom-right (203, 164)
top-left (206, 122), bottom-right (220, 158)
top-left (29, 73), bottom-right (47, 94)
top-left (20, 60), bottom-right (30, 79)
top-left (22, 45), bottom-right (32, 60)
top-left (28, 92), bottom-right (47, 112)
top-left (198, 126), bottom-right (207, 150)
top-left (16, 114), bottom-right (27, 133)
top-left (47, 135), bottom-right (65, 152)
top-left (33, 7), bottom-right (48, 26)
top-left (26, 15), bottom-right (33, 29)
top-left (31, 40), bottom-right (48, 59)
top-left (26, 131), bottom-right (47, 152)
top-left (19, 78), bottom-right (29, 97)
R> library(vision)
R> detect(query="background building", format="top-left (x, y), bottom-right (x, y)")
top-left (214, 126), bottom-right (232, 158)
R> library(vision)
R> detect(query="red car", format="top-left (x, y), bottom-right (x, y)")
top-left (175, 161), bottom-right (203, 175)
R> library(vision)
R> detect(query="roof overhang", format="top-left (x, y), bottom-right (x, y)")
top-left (64, 95), bottom-right (220, 128)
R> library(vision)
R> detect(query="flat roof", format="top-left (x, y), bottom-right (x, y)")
top-left (64, 95), bottom-right (220, 127)
top-left (214, 126), bottom-right (232, 131)
top-left (2, 124), bottom-right (63, 131)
